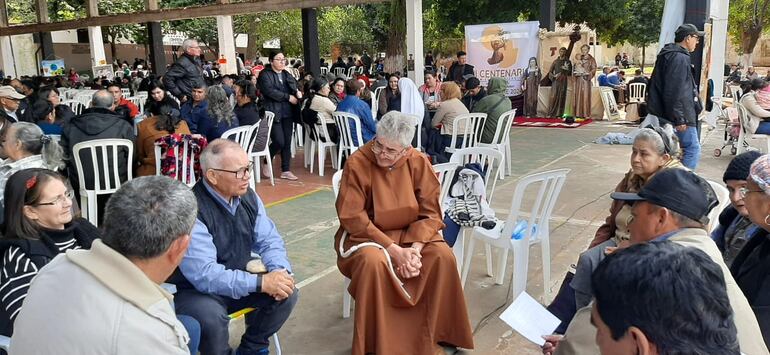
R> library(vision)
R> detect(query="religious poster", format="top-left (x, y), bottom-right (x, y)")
top-left (41, 59), bottom-right (65, 77)
top-left (464, 21), bottom-right (540, 96)
top-left (92, 65), bottom-right (114, 81)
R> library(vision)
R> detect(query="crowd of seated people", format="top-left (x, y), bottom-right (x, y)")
top-left (12, 39), bottom-right (770, 355)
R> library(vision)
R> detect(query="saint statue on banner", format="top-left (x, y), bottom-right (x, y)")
top-left (522, 57), bottom-right (542, 117)
top-left (573, 44), bottom-right (597, 119)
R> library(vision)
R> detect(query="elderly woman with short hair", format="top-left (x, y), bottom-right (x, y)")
top-left (335, 111), bottom-right (474, 355)
top-left (0, 122), bottom-right (64, 205)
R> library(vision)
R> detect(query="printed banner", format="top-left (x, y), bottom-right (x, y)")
top-left (465, 21), bottom-right (540, 96)
top-left (41, 59), bottom-right (65, 77)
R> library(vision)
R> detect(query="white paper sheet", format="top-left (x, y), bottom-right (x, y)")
top-left (498, 292), bottom-right (561, 346)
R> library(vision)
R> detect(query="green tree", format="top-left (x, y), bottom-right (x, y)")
top-left (729, 0), bottom-right (770, 66)
top-left (318, 6), bottom-right (375, 56)
top-left (98, 0), bottom-right (145, 60)
top-left (384, 0), bottom-right (406, 73)
top-left (599, 0), bottom-right (664, 70)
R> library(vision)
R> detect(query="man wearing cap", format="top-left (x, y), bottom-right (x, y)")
top-left (545, 168), bottom-right (768, 355)
top-left (647, 24), bottom-right (705, 170)
top-left (0, 85), bottom-right (25, 123)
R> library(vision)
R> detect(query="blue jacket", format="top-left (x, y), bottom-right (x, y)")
top-left (597, 73), bottom-right (610, 87)
top-left (181, 100), bottom-right (208, 133)
top-left (336, 95), bottom-right (377, 145)
top-left (196, 110), bottom-right (239, 143)
top-left (607, 73), bottom-right (621, 88)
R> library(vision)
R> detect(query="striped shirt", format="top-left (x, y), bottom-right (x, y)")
top-left (0, 238), bottom-right (81, 322)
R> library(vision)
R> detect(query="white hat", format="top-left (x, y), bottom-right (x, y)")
top-left (0, 86), bottom-right (25, 99)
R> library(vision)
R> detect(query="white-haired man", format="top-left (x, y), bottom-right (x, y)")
top-left (168, 139), bottom-right (297, 355)
top-left (163, 38), bottom-right (206, 103)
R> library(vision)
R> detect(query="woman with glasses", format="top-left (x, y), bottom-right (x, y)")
top-left (258, 51), bottom-right (302, 181)
top-left (0, 169), bottom-right (99, 338)
top-left (731, 154), bottom-right (770, 347)
top-left (712, 151), bottom-right (763, 266)
top-left (335, 111), bottom-right (474, 355)
top-left (0, 122), bottom-right (64, 207)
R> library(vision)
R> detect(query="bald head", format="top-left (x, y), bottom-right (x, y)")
top-left (92, 90), bottom-right (115, 109)
top-left (200, 139), bottom-right (244, 172)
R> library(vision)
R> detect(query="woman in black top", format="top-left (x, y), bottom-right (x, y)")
top-left (233, 79), bottom-right (269, 152)
top-left (0, 169), bottom-right (99, 337)
top-left (144, 80), bottom-right (180, 116)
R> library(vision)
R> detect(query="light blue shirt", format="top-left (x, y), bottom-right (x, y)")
top-left (336, 95), bottom-right (377, 145)
top-left (178, 179), bottom-right (291, 299)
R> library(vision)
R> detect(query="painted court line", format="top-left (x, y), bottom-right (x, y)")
top-left (297, 265), bottom-right (339, 289)
top-left (265, 188), bottom-right (325, 208)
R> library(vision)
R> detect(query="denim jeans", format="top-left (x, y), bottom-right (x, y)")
top-left (756, 121), bottom-right (770, 135)
top-left (675, 126), bottom-right (701, 169)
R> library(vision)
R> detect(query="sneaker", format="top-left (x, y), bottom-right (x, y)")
top-left (280, 171), bottom-right (298, 181)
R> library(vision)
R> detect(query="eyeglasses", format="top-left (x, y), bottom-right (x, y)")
top-left (371, 140), bottom-right (407, 158)
top-left (35, 190), bottom-right (74, 207)
top-left (210, 162), bottom-right (253, 180)
top-left (739, 187), bottom-right (765, 199)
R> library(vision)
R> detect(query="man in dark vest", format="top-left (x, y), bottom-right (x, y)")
top-left (171, 139), bottom-right (297, 355)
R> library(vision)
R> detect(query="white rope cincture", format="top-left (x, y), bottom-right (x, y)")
top-left (337, 231), bottom-right (412, 300)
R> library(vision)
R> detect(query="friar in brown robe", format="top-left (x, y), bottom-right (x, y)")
top-left (335, 140), bottom-right (474, 355)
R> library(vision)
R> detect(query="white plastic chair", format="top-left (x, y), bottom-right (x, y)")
top-left (730, 85), bottom-right (743, 100)
top-left (707, 180), bottom-right (730, 234)
top-left (136, 91), bottom-right (148, 100)
top-left (75, 94), bottom-right (92, 108)
top-left (72, 139), bottom-right (134, 226)
top-left (290, 123), bottom-right (303, 158)
top-left (154, 137), bottom-right (199, 186)
top-left (222, 123), bottom-right (259, 188)
top-left (333, 111), bottom-right (365, 169)
top-left (433, 162), bottom-right (459, 213)
top-left (308, 119), bottom-right (338, 177)
top-left (332, 169), bottom-right (353, 318)
top-left (121, 88), bottom-right (131, 97)
top-left (461, 169), bottom-right (570, 303)
top-left (334, 67), bottom-right (346, 78)
top-left (61, 99), bottom-right (84, 115)
top-left (628, 83), bottom-right (646, 103)
top-left (346, 67), bottom-right (356, 80)
top-left (736, 102), bottom-right (770, 154)
top-left (132, 116), bottom-right (145, 136)
top-left (373, 87), bottom-right (385, 105)
top-left (477, 109), bottom-right (516, 179)
top-left (445, 113), bottom-right (487, 155)
top-left (448, 147), bottom-right (504, 275)
top-left (126, 96), bottom-right (144, 114)
top-left (320, 67), bottom-right (329, 75)
top-left (251, 112), bottom-right (276, 186)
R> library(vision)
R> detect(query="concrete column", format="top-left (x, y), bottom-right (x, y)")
top-left (147, 22), bottom-right (166, 75)
top-left (216, 16), bottom-right (237, 75)
top-left (145, 0), bottom-right (166, 75)
top-left (405, 0), bottom-right (424, 86)
top-left (0, 0), bottom-right (15, 78)
top-left (709, 0), bottom-right (728, 99)
top-left (35, 0), bottom-right (54, 61)
top-left (88, 27), bottom-right (107, 67)
top-left (540, 0), bottom-right (556, 31)
top-left (302, 8), bottom-right (321, 77)
top-left (86, 0), bottom-right (107, 68)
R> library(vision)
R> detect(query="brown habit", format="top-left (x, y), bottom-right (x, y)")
top-left (573, 53), bottom-right (597, 119)
top-left (334, 142), bottom-right (474, 355)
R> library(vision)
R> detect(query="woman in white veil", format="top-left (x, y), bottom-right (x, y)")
top-left (398, 77), bottom-right (428, 150)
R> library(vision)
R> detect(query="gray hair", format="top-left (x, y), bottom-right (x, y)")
top-left (634, 126), bottom-right (679, 157)
top-left (650, 205), bottom-right (705, 229)
top-left (181, 39), bottom-right (199, 53)
top-left (206, 85), bottom-right (234, 126)
top-left (199, 139), bottom-right (243, 172)
top-left (377, 111), bottom-right (415, 148)
top-left (9, 122), bottom-right (64, 170)
top-left (91, 90), bottom-right (114, 109)
top-left (102, 176), bottom-right (198, 260)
